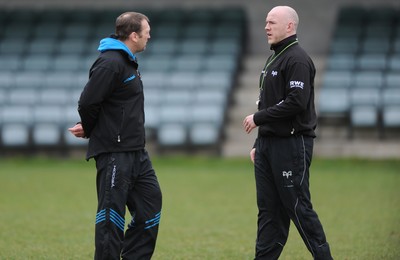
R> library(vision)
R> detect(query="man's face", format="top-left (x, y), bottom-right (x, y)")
top-left (136, 19), bottom-right (151, 52)
top-left (265, 9), bottom-right (288, 45)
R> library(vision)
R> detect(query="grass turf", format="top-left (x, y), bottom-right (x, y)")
top-left (0, 156), bottom-right (399, 259)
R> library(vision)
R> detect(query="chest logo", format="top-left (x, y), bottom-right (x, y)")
top-left (124, 74), bottom-right (136, 83)
top-left (271, 70), bottom-right (278, 77)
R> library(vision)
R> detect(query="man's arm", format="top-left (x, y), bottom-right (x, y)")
top-left (78, 67), bottom-right (116, 137)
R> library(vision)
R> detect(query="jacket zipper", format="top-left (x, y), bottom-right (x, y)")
top-left (118, 107), bottom-right (125, 143)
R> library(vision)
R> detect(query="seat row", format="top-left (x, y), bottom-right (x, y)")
top-left (0, 70), bottom-right (234, 94)
top-left (321, 71), bottom-right (400, 89)
top-left (0, 36), bottom-right (242, 57)
top-left (0, 102), bottom-right (226, 149)
top-left (330, 37), bottom-right (400, 55)
top-left (330, 7), bottom-right (400, 56)
top-left (0, 120), bottom-right (222, 151)
top-left (0, 52), bottom-right (239, 74)
top-left (0, 8), bottom-right (246, 28)
top-left (326, 54), bottom-right (400, 72)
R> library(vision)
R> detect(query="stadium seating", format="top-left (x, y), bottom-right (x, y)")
top-left (0, 8), bottom-right (246, 153)
top-left (319, 6), bottom-right (400, 138)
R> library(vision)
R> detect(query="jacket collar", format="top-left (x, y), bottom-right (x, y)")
top-left (97, 35), bottom-right (137, 63)
top-left (270, 34), bottom-right (298, 53)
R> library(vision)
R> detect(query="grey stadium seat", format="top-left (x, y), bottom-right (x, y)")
top-left (318, 88), bottom-right (349, 118)
top-left (32, 124), bottom-right (61, 146)
top-left (189, 123), bottom-right (221, 146)
top-left (157, 123), bottom-right (187, 147)
top-left (1, 124), bottom-right (30, 147)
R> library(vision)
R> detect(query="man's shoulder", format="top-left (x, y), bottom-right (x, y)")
top-left (288, 44), bottom-right (310, 57)
top-left (286, 45), bottom-right (314, 65)
top-left (92, 50), bottom-right (130, 72)
top-left (98, 50), bottom-right (126, 62)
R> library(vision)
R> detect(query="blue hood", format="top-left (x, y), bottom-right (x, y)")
top-left (98, 37), bottom-right (136, 62)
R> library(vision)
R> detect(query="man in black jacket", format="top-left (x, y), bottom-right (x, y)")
top-left (243, 6), bottom-right (333, 260)
top-left (69, 12), bottom-right (162, 260)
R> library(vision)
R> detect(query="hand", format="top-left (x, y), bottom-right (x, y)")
top-left (250, 148), bottom-right (256, 164)
top-left (243, 114), bottom-right (256, 134)
top-left (68, 123), bottom-right (86, 138)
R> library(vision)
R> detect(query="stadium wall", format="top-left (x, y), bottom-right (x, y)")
top-left (0, 0), bottom-right (399, 55)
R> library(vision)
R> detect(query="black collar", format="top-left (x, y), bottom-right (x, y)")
top-left (270, 34), bottom-right (298, 53)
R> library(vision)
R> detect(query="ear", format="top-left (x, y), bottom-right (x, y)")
top-left (287, 22), bottom-right (294, 33)
top-left (129, 32), bottom-right (138, 43)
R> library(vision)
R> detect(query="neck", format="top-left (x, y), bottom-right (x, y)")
top-left (122, 40), bottom-right (136, 54)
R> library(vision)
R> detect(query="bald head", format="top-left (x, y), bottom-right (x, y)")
top-left (272, 6), bottom-right (299, 30)
top-left (265, 6), bottom-right (299, 45)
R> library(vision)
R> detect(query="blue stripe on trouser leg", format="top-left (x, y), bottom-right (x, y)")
top-left (144, 211), bottom-right (161, 230)
top-left (95, 208), bottom-right (126, 232)
top-left (95, 209), bottom-right (107, 225)
top-left (110, 208), bottom-right (126, 232)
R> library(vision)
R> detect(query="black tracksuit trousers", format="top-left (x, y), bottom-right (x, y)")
top-left (94, 150), bottom-right (162, 260)
top-left (254, 136), bottom-right (332, 260)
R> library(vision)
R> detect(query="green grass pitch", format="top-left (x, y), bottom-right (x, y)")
top-left (0, 156), bottom-right (399, 259)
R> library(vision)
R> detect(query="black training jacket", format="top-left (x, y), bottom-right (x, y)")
top-left (78, 36), bottom-right (145, 160)
top-left (254, 34), bottom-right (317, 138)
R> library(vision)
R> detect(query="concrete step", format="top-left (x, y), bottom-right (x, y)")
top-left (223, 55), bottom-right (264, 156)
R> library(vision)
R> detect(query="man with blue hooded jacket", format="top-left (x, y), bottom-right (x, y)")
top-left (69, 12), bottom-right (162, 260)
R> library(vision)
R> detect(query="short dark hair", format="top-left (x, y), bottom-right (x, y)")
top-left (115, 12), bottom-right (149, 40)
